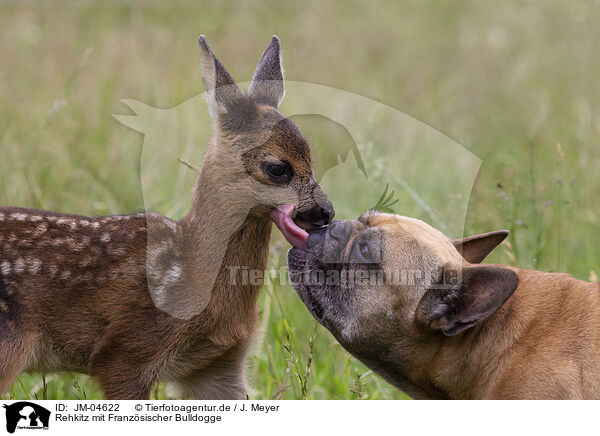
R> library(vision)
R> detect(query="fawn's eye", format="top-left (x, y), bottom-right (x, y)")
top-left (268, 164), bottom-right (285, 177)
top-left (263, 162), bottom-right (292, 184)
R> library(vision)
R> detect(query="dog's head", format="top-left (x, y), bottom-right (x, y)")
top-left (288, 211), bottom-right (519, 385)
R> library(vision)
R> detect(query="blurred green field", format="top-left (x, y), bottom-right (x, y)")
top-left (1, 1), bottom-right (599, 400)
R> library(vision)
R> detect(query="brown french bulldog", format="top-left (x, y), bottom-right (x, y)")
top-left (286, 211), bottom-right (600, 399)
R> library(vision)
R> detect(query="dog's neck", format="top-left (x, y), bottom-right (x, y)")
top-left (421, 267), bottom-right (600, 399)
top-left (422, 300), bottom-right (518, 399)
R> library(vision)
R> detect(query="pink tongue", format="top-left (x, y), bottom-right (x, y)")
top-left (269, 204), bottom-right (309, 250)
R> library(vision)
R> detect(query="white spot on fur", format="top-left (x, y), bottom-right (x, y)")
top-left (0, 213), bottom-right (4, 221)
top-left (79, 256), bottom-right (94, 268)
top-left (107, 247), bottom-right (126, 256)
top-left (100, 233), bottom-right (111, 243)
top-left (14, 258), bottom-right (25, 273)
top-left (165, 220), bottom-right (177, 232)
top-left (30, 215), bottom-right (43, 222)
top-left (60, 270), bottom-right (71, 280)
top-left (150, 261), bottom-right (183, 307)
top-left (56, 218), bottom-right (69, 226)
top-left (166, 264), bottom-right (182, 281)
top-left (79, 220), bottom-right (90, 227)
top-left (147, 243), bottom-right (171, 265)
top-left (145, 212), bottom-right (177, 233)
top-left (0, 261), bottom-right (11, 276)
top-left (68, 237), bottom-right (90, 251)
top-left (35, 223), bottom-right (48, 235)
top-left (91, 222), bottom-right (100, 230)
top-left (11, 213), bottom-right (28, 221)
top-left (27, 257), bottom-right (42, 274)
top-left (49, 265), bottom-right (59, 278)
top-left (37, 238), bottom-right (52, 247)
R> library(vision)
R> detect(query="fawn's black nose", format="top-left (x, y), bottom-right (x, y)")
top-left (294, 203), bottom-right (335, 230)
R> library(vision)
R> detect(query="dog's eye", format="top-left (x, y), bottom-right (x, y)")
top-left (264, 162), bottom-right (292, 184)
top-left (358, 241), bottom-right (371, 260)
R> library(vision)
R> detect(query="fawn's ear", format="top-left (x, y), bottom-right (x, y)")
top-left (416, 265), bottom-right (519, 336)
top-left (452, 230), bottom-right (509, 264)
top-left (248, 35), bottom-right (285, 108)
top-left (198, 35), bottom-right (244, 118)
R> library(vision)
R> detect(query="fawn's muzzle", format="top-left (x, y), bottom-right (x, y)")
top-left (269, 202), bottom-right (334, 250)
top-left (294, 203), bottom-right (335, 230)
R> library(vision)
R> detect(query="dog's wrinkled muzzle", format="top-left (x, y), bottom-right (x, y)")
top-left (306, 220), bottom-right (353, 264)
top-left (306, 226), bottom-right (327, 250)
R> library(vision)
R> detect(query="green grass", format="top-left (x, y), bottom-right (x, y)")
top-left (1, 0), bottom-right (599, 400)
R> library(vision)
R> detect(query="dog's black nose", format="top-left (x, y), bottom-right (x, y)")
top-left (307, 226), bottom-right (328, 251)
top-left (295, 204), bottom-right (335, 230)
top-left (327, 219), bottom-right (351, 242)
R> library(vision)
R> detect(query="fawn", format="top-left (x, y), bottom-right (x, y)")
top-left (0, 36), bottom-right (333, 399)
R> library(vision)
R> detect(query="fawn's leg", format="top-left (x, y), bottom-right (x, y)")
top-left (89, 336), bottom-right (153, 400)
top-left (92, 360), bottom-right (153, 400)
top-left (98, 376), bottom-right (152, 400)
top-left (175, 345), bottom-right (248, 400)
top-left (0, 318), bottom-right (36, 394)
top-left (177, 367), bottom-right (247, 400)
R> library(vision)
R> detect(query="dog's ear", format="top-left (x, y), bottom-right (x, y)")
top-left (452, 230), bottom-right (509, 264)
top-left (416, 265), bottom-right (519, 336)
top-left (248, 35), bottom-right (285, 108)
top-left (198, 35), bottom-right (245, 119)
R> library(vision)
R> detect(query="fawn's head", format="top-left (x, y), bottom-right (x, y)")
top-left (197, 36), bottom-right (334, 247)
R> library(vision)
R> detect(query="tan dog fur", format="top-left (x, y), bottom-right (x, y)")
top-left (288, 211), bottom-right (600, 399)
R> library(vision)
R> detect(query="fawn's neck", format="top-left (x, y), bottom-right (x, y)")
top-left (180, 153), bottom-right (272, 341)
